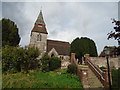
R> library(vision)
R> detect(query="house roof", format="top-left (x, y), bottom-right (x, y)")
top-left (99, 46), bottom-right (119, 57)
top-left (47, 39), bottom-right (70, 56)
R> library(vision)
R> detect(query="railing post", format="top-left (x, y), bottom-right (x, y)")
top-left (79, 66), bottom-right (89, 88)
top-left (70, 53), bottom-right (76, 64)
top-left (84, 54), bottom-right (90, 64)
top-left (103, 69), bottom-right (112, 88)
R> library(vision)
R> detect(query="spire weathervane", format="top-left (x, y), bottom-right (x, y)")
top-left (40, 6), bottom-right (42, 12)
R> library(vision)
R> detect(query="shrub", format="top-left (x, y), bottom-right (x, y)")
top-left (67, 64), bottom-right (77, 74)
top-left (100, 66), bottom-right (106, 70)
top-left (49, 57), bottom-right (61, 71)
top-left (22, 47), bottom-right (40, 73)
top-left (41, 56), bottom-right (61, 72)
top-left (41, 55), bottom-right (50, 72)
top-left (112, 69), bottom-right (120, 89)
top-left (2, 45), bottom-right (40, 74)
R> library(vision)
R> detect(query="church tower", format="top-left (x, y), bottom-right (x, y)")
top-left (29, 10), bottom-right (48, 56)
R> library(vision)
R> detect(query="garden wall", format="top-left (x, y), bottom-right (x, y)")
top-left (89, 57), bottom-right (120, 69)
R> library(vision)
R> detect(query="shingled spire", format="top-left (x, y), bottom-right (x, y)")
top-left (35, 10), bottom-right (45, 25)
top-left (32, 10), bottom-right (48, 34)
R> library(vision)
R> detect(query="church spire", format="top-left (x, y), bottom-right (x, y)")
top-left (35, 10), bottom-right (45, 25)
top-left (32, 10), bottom-right (48, 34)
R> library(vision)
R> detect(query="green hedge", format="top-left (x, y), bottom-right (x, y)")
top-left (112, 69), bottom-right (120, 90)
top-left (49, 57), bottom-right (61, 71)
top-left (41, 56), bottom-right (61, 72)
top-left (100, 66), bottom-right (106, 70)
top-left (67, 64), bottom-right (77, 74)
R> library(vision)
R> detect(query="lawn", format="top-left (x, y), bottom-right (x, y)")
top-left (2, 69), bottom-right (83, 89)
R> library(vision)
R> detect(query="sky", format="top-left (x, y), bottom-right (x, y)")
top-left (1, 1), bottom-right (119, 55)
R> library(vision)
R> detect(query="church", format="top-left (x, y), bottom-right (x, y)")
top-left (29, 10), bottom-right (70, 60)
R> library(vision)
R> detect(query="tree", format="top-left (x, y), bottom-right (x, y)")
top-left (21, 47), bottom-right (40, 73)
top-left (1, 18), bottom-right (20, 47)
top-left (107, 19), bottom-right (120, 56)
top-left (71, 37), bottom-right (98, 63)
top-left (107, 19), bottom-right (120, 45)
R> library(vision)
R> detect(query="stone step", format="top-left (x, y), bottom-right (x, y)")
top-left (87, 68), bottom-right (104, 88)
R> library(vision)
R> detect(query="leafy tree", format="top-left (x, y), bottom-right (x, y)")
top-left (21, 47), bottom-right (40, 73)
top-left (108, 19), bottom-right (120, 45)
top-left (71, 37), bottom-right (98, 63)
top-left (1, 18), bottom-right (20, 47)
top-left (2, 46), bottom-right (24, 73)
top-left (107, 19), bottom-right (120, 56)
top-left (2, 45), bottom-right (13, 72)
top-left (41, 55), bottom-right (50, 72)
top-left (2, 46), bottom-right (40, 74)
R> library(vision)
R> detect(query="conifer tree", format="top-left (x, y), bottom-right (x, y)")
top-left (1, 18), bottom-right (20, 47)
top-left (71, 37), bottom-right (98, 63)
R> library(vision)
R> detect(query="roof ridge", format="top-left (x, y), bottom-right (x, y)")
top-left (47, 39), bottom-right (70, 44)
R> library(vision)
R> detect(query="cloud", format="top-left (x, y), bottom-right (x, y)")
top-left (2, 2), bottom-right (118, 55)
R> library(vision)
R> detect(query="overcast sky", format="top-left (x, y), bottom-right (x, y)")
top-left (2, 2), bottom-right (118, 55)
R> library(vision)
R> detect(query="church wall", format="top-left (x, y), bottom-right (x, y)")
top-left (61, 60), bottom-right (71, 69)
top-left (29, 32), bottom-right (47, 55)
top-left (40, 33), bottom-right (47, 41)
top-left (58, 55), bottom-right (70, 60)
top-left (48, 48), bottom-right (70, 60)
top-left (29, 11), bottom-right (71, 60)
top-left (63, 55), bottom-right (70, 60)
top-left (29, 32), bottom-right (37, 46)
top-left (48, 48), bottom-right (58, 57)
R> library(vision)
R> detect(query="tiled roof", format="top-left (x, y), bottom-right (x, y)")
top-left (47, 39), bottom-right (70, 55)
top-left (32, 25), bottom-right (48, 34)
